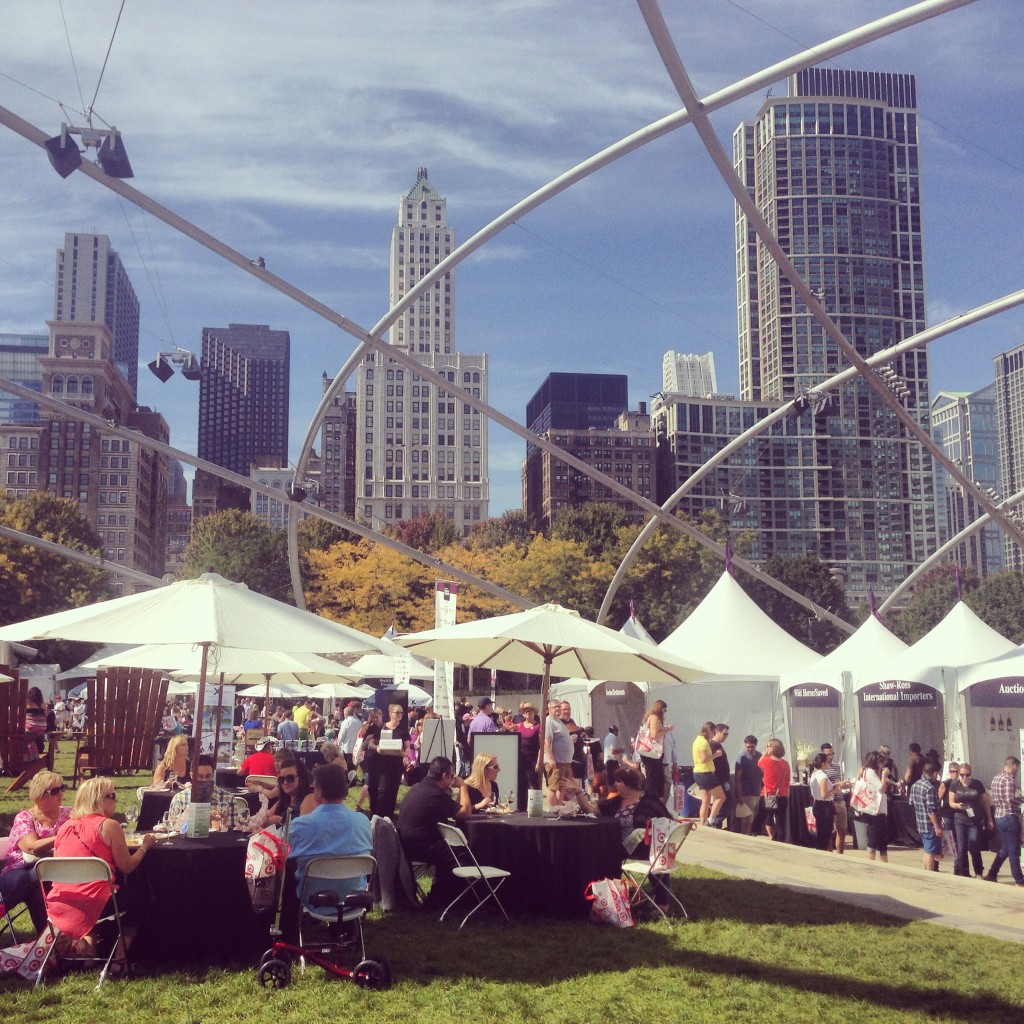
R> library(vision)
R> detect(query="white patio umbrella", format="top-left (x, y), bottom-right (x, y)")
top-left (0, 572), bottom-right (387, 754)
top-left (394, 603), bottom-right (707, 773)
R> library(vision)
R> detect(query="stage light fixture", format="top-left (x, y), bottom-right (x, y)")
top-left (147, 355), bottom-right (174, 383)
top-left (96, 130), bottom-right (134, 178)
top-left (180, 354), bottom-right (202, 381)
top-left (44, 132), bottom-right (83, 178)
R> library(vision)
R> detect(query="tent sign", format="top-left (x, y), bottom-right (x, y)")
top-left (860, 680), bottom-right (937, 706)
top-left (788, 684), bottom-right (840, 708)
top-left (967, 678), bottom-right (1024, 708)
top-left (604, 684), bottom-right (628, 704)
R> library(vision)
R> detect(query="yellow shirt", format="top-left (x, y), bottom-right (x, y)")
top-left (692, 735), bottom-right (714, 773)
top-left (293, 705), bottom-right (311, 729)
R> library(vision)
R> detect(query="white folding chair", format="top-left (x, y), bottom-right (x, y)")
top-left (436, 823), bottom-right (510, 928)
top-left (34, 857), bottom-right (127, 989)
top-left (245, 774), bottom-right (277, 790)
top-left (0, 837), bottom-right (32, 943)
top-left (621, 819), bottom-right (694, 923)
top-left (298, 854), bottom-right (376, 960)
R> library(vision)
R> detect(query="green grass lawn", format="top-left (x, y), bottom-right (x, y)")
top-left (3, 756), bottom-right (1023, 1023)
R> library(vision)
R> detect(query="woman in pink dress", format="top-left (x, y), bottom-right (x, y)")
top-left (48, 777), bottom-right (155, 958)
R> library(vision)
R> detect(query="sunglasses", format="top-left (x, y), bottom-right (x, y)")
top-left (103, 792), bottom-right (117, 800)
top-left (43, 785), bottom-right (68, 797)
top-left (487, 763), bottom-right (499, 770)
top-left (958, 772), bottom-right (972, 777)
top-left (278, 774), bottom-right (298, 783)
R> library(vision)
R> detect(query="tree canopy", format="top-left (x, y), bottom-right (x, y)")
top-left (177, 509), bottom-right (291, 600)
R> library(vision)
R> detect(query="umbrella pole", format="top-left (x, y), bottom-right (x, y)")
top-left (213, 674), bottom-right (225, 766)
top-left (535, 659), bottom-right (552, 786)
top-left (192, 642), bottom-right (210, 763)
top-left (264, 673), bottom-right (271, 734)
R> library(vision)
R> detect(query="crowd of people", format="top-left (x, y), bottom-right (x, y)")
top-left (4, 686), bottom-right (1022, 972)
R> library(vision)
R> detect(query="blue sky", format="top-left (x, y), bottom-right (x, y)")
top-left (1, 1), bottom-right (1021, 514)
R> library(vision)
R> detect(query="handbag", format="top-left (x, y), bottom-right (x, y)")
top-left (245, 824), bottom-right (288, 913)
top-left (764, 794), bottom-right (779, 810)
top-left (804, 805), bottom-right (817, 836)
top-left (646, 817), bottom-right (681, 872)
top-left (585, 878), bottom-right (634, 927)
top-left (635, 724), bottom-right (664, 760)
top-left (851, 776), bottom-right (882, 816)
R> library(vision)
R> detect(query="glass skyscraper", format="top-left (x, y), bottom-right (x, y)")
top-left (733, 68), bottom-right (937, 601)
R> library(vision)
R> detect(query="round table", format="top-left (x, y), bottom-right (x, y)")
top-left (462, 812), bottom-right (623, 919)
top-left (124, 830), bottom-right (269, 964)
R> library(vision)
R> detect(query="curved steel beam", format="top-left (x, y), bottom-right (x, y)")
top-left (0, 523), bottom-right (168, 589)
top-left (879, 487), bottom-right (1024, 612)
top-left (599, 290), bottom-right (1024, 624)
top-left (0, 376), bottom-right (531, 608)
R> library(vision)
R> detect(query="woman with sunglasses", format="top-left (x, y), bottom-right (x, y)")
top-left (1, 770), bottom-right (71, 932)
top-left (460, 752), bottom-right (502, 814)
top-left (267, 757), bottom-right (316, 825)
top-left (48, 777), bottom-right (156, 960)
top-left (948, 762), bottom-right (995, 878)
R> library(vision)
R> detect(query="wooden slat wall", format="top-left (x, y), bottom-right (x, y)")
top-left (88, 667), bottom-right (168, 773)
top-left (0, 669), bottom-right (26, 774)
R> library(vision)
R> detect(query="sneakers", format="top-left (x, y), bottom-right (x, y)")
top-left (983, 874), bottom-right (997, 882)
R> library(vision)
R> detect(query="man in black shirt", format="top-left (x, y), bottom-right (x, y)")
top-left (397, 756), bottom-right (470, 910)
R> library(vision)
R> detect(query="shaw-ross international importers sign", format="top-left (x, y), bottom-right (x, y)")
top-left (859, 680), bottom-right (938, 706)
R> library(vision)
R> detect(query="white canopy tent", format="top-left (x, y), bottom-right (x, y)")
top-left (654, 572), bottom-right (818, 754)
top-left (854, 602), bottom-right (1015, 768)
top-left (954, 646), bottom-right (1024, 785)
top-left (779, 615), bottom-right (907, 775)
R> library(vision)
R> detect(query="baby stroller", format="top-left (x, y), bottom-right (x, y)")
top-left (257, 850), bottom-right (392, 990)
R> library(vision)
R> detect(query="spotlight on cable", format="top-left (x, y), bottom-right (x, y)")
top-left (44, 132), bottom-right (83, 178)
top-left (96, 129), bottom-right (134, 178)
top-left (147, 355), bottom-right (174, 383)
top-left (180, 354), bottom-right (202, 381)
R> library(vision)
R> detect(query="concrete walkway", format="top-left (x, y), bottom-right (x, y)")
top-left (685, 826), bottom-right (1024, 943)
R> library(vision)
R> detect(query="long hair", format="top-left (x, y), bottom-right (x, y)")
top-left (465, 751), bottom-right (498, 792)
top-left (160, 735), bottom-right (188, 772)
top-left (646, 700), bottom-right (667, 721)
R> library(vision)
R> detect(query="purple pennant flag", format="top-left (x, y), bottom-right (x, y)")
top-left (725, 541), bottom-right (733, 575)
top-left (868, 590), bottom-right (879, 621)
top-left (629, 597), bottom-right (636, 622)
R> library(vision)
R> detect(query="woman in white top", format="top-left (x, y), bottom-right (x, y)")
top-left (859, 751), bottom-right (891, 862)
top-left (809, 752), bottom-right (836, 851)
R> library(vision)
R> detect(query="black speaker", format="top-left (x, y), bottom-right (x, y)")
top-left (147, 356), bottom-right (174, 383)
top-left (44, 135), bottom-right (82, 178)
top-left (97, 133), bottom-right (134, 178)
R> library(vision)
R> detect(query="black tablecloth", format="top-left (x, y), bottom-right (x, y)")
top-left (888, 798), bottom-right (922, 847)
top-left (786, 785), bottom-right (815, 846)
top-left (216, 767), bottom-right (246, 789)
top-left (124, 830), bottom-right (268, 964)
top-left (463, 813), bottom-right (622, 919)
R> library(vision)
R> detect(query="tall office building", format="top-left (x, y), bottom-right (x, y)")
top-left (317, 373), bottom-right (357, 519)
top-left (733, 68), bottom-right (937, 601)
top-left (662, 351), bottom-right (718, 397)
top-left (931, 386), bottom-right (1003, 577)
top-left (197, 323), bottom-right (290, 479)
top-left (1, 319), bottom-right (169, 589)
top-left (0, 333), bottom-right (48, 424)
top-left (54, 233), bottom-right (140, 397)
top-left (993, 344), bottom-right (1024, 571)
top-left (356, 169), bottom-right (488, 536)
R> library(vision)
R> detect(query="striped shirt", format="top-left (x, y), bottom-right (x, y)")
top-left (989, 770), bottom-right (1020, 819)
top-left (909, 777), bottom-right (939, 835)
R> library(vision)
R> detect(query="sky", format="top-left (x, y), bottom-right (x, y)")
top-left (1, 1), bottom-right (1021, 515)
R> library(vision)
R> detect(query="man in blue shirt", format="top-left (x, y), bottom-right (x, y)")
top-left (283, 763), bottom-right (372, 937)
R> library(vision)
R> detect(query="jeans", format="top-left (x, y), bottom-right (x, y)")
top-left (0, 863), bottom-right (48, 932)
top-left (953, 819), bottom-right (982, 876)
top-left (989, 816), bottom-right (1024, 883)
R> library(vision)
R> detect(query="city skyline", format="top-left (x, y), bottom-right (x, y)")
top-left (0, 2), bottom-right (1020, 516)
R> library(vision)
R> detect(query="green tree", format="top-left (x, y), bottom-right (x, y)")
top-left (467, 509), bottom-right (538, 551)
top-left (178, 509), bottom-right (291, 600)
top-left (0, 493), bottom-right (109, 623)
top-left (892, 565), bottom-right (978, 644)
top-left (550, 503), bottom-right (628, 559)
top-left (740, 554), bottom-right (854, 653)
top-left (967, 569), bottom-right (1024, 644)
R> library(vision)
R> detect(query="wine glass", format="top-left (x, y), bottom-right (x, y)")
top-left (124, 804), bottom-right (138, 836)
top-left (235, 805), bottom-right (250, 831)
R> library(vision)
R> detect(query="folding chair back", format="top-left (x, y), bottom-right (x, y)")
top-left (245, 774), bottom-right (276, 789)
top-left (34, 856), bottom-right (126, 988)
top-left (621, 818), bottom-right (693, 924)
top-left (436, 823), bottom-right (510, 928)
top-left (298, 854), bottom-right (375, 954)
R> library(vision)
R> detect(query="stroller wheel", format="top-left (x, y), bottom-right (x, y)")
top-left (258, 957), bottom-right (292, 989)
top-left (353, 957), bottom-right (392, 990)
